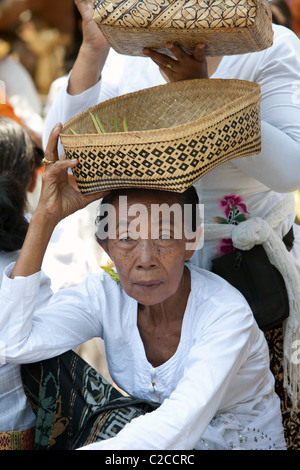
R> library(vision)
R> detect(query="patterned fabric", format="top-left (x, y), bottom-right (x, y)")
top-left (0, 428), bottom-right (34, 450)
top-left (21, 350), bottom-right (159, 450)
top-left (264, 326), bottom-right (300, 450)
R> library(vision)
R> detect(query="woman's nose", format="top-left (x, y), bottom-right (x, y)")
top-left (136, 240), bottom-right (158, 268)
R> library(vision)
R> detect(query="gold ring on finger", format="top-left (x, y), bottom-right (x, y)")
top-left (42, 157), bottom-right (55, 165)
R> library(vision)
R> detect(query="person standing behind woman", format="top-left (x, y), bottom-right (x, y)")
top-left (0, 116), bottom-right (52, 450)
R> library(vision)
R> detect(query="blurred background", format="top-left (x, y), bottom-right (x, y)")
top-left (0, 0), bottom-right (76, 95)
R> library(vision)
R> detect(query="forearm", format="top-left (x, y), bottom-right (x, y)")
top-left (0, 268), bottom-right (98, 364)
top-left (67, 42), bottom-right (109, 96)
top-left (67, 0), bottom-right (110, 96)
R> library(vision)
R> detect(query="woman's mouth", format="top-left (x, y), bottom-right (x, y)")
top-left (134, 280), bottom-right (162, 290)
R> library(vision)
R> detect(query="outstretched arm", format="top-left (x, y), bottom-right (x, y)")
top-left (11, 123), bottom-right (106, 279)
top-left (68, 0), bottom-right (110, 95)
top-left (43, 0), bottom-right (111, 151)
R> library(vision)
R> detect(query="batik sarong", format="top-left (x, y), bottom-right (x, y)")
top-left (21, 350), bottom-right (159, 450)
top-left (0, 428), bottom-right (34, 450)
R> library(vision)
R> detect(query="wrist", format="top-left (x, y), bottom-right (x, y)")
top-left (31, 208), bottom-right (59, 235)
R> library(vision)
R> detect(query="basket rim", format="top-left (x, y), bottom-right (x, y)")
top-left (61, 79), bottom-right (261, 142)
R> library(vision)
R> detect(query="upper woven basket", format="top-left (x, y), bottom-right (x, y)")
top-left (60, 79), bottom-right (261, 194)
top-left (93, 0), bottom-right (273, 57)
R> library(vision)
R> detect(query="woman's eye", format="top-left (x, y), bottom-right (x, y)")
top-left (160, 232), bottom-right (171, 239)
top-left (159, 227), bottom-right (176, 239)
top-left (119, 233), bottom-right (135, 242)
top-left (120, 236), bottom-right (131, 242)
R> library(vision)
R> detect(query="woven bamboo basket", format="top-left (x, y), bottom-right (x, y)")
top-left (93, 0), bottom-right (273, 57)
top-left (60, 79), bottom-right (261, 194)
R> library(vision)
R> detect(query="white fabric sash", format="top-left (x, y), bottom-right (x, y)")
top-left (204, 193), bottom-right (299, 409)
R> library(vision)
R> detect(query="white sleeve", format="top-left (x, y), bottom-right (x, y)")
top-left (79, 303), bottom-right (254, 450)
top-left (232, 29), bottom-right (300, 192)
top-left (42, 52), bottom-right (121, 153)
top-left (0, 265), bottom-right (103, 364)
top-left (42, 77), bottom-right (103, 153)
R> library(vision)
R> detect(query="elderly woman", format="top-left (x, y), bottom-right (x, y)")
top-left (0, 125), bottom-right (286, 450)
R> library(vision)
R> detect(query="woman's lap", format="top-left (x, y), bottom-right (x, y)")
top-left (21, 350), bottom-right (158, 450)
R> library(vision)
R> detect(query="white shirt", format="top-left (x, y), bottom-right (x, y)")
top-left (43, 24), bottom-right (300, 270)
top-left (0, 250), bottom-right (52, 432)
top-left (0, 262), bottom-right (286, 449)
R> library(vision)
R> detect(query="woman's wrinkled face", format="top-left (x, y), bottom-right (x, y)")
top-left (102, 191), bottom-right (195, 305)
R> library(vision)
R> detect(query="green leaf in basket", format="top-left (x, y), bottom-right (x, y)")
top-left (69, 128), bottom-right (77, 135)
top-left (89, 111), bottom-right (101, 134)
top-left (95, 114), bottom-right (106, 134)
top-left (123, 116), bottom-right (129, 132)
top-left (89, 111), bottom-right (105, 134)
top-left (89, 112), bottom-right (128, 134)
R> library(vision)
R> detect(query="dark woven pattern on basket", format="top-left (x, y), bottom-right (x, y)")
top-left (93, 0), bottom-right (273, 57)
top-left (60, 79), bottom-right (261, 194)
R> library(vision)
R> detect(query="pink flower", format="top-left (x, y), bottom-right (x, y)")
top-left (217, 193), bottom-right (248, 219)
top-left (216, 238), bottom-right (235, 255)
top-left (213, 193), bottom-right (250, 256)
